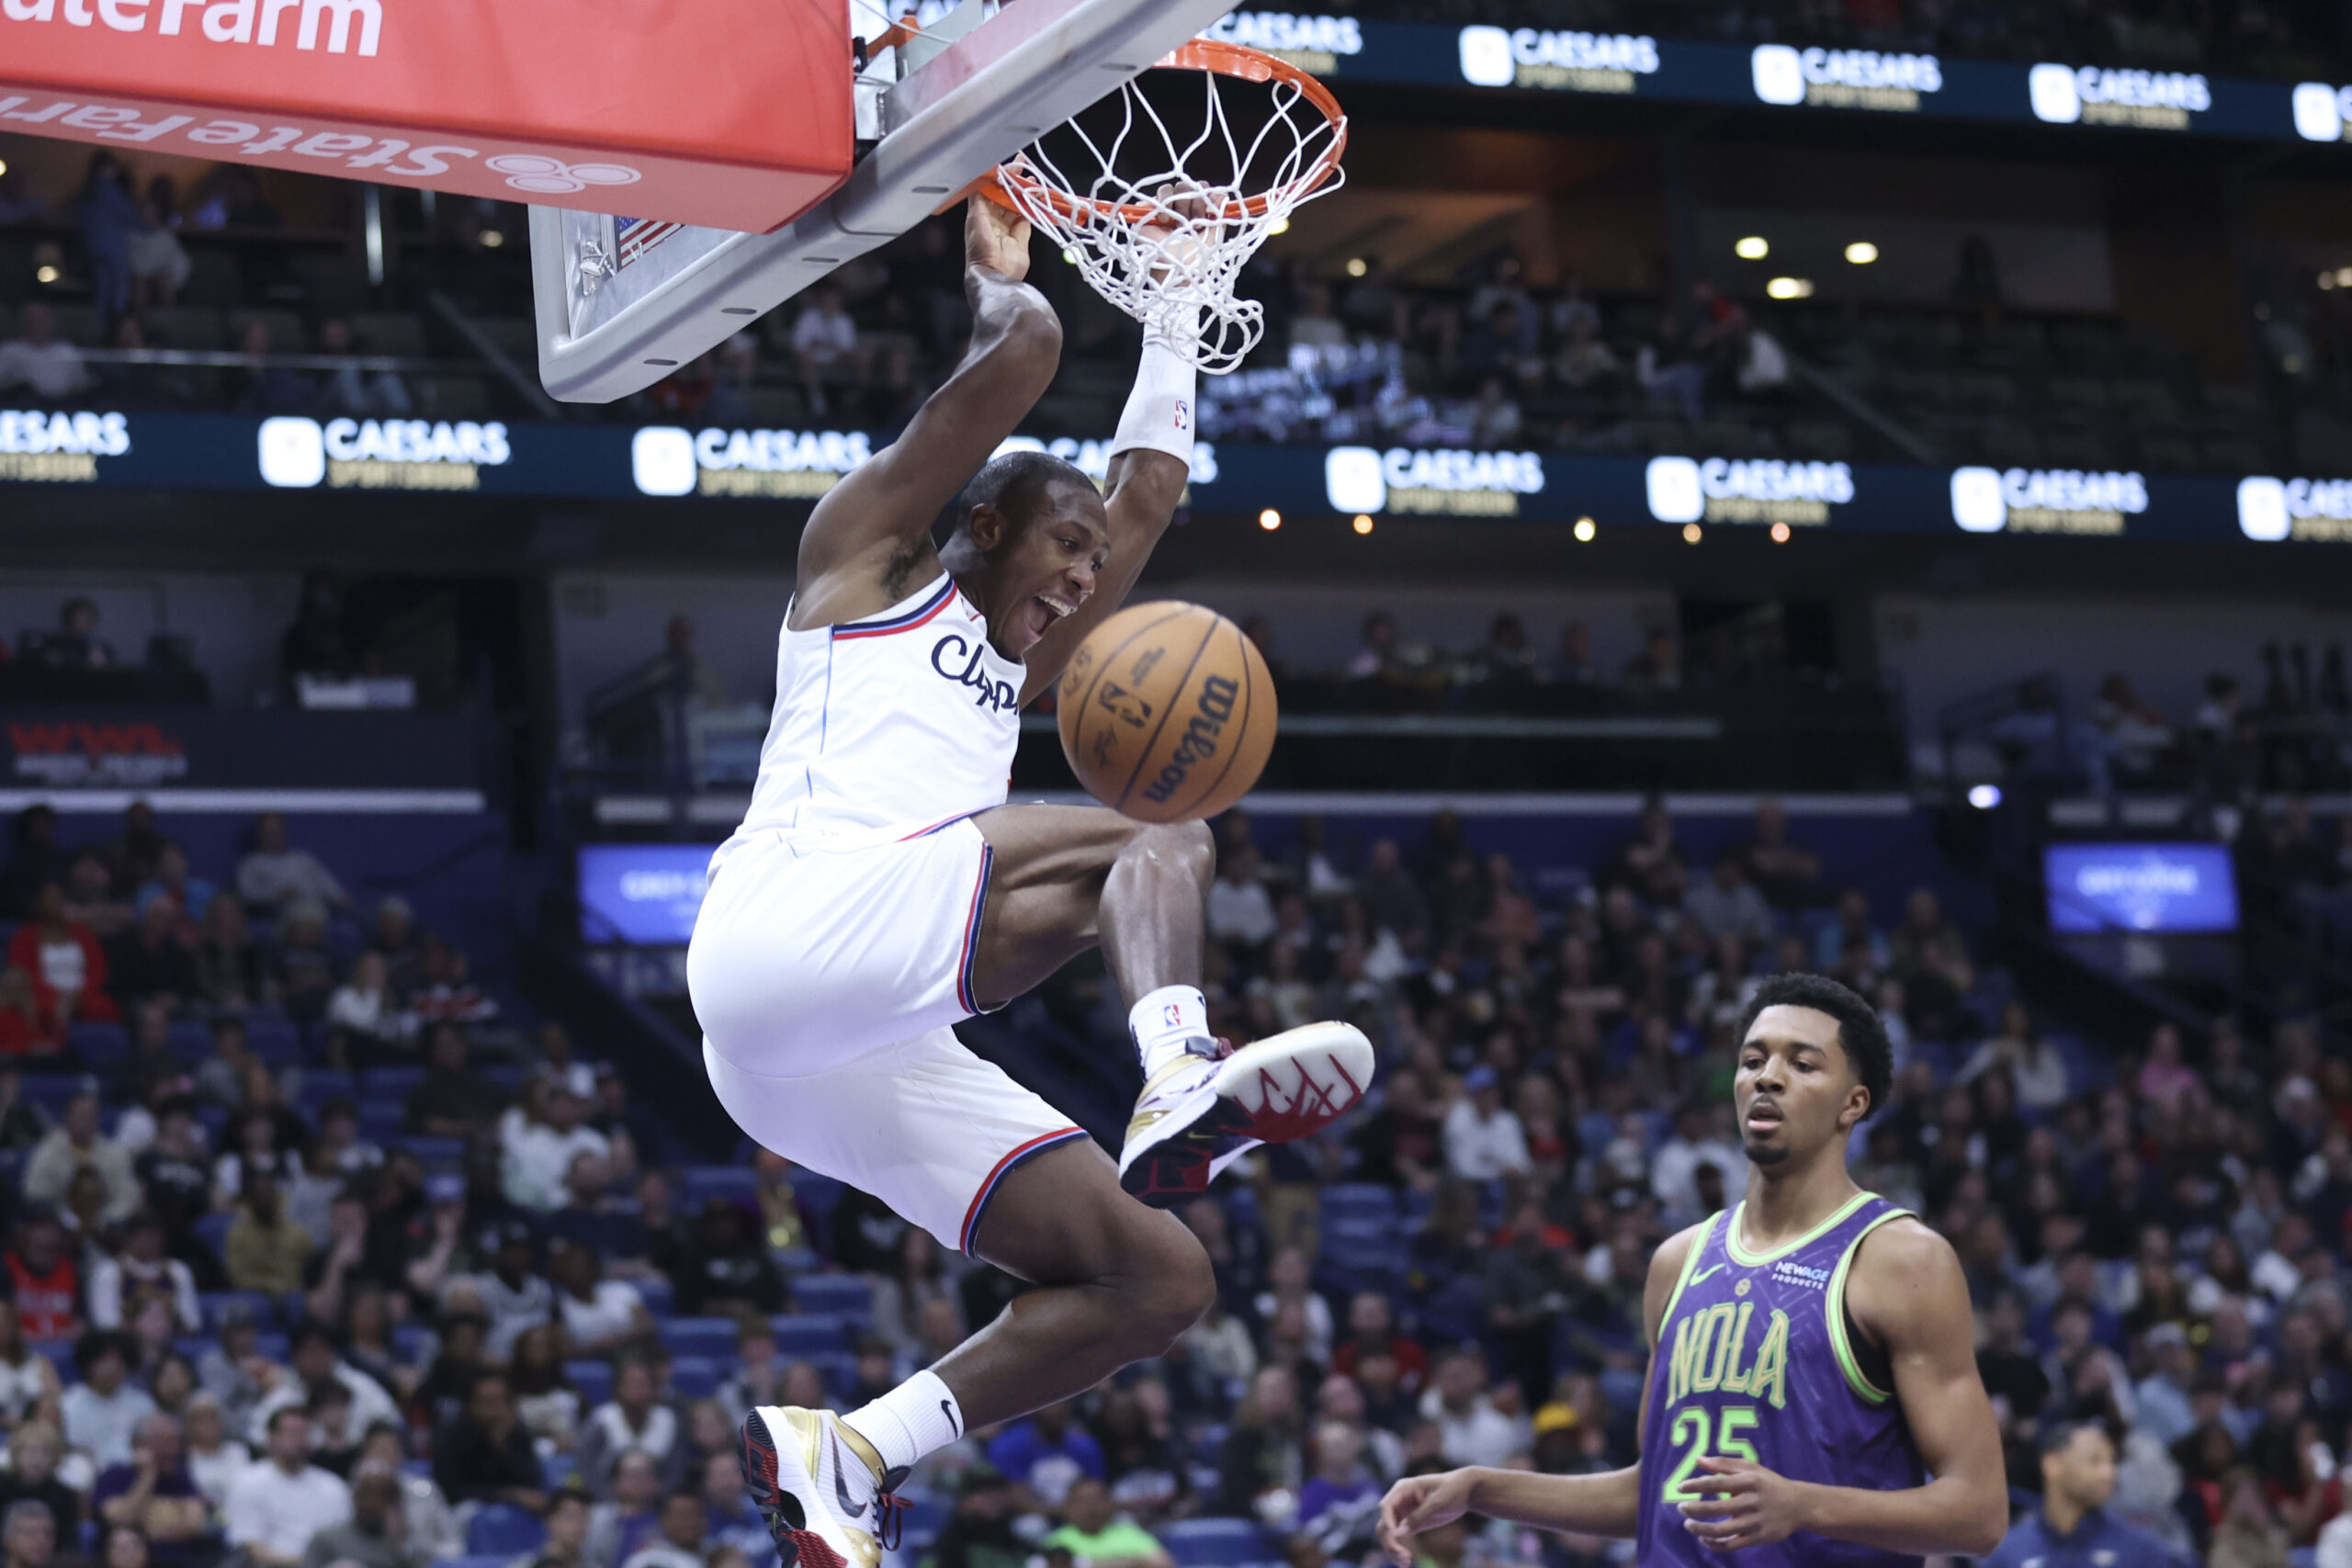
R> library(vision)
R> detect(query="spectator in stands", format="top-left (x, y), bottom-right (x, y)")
top-left (530, 1486), bottom-right (594, 1568)
top-left (42, 597), bottom-right (117, 670)
top-left (1737, 799), bottom-right (1822, 909)
top-left (179, 1395), bottom-right (243, 1510)
top-left (324, 953), bottom-right (403, 1061)
top-left (224, 1409), bottom-right (349, 1568)
top-left (86, 1213), bottom-right (197, 1336)
top-left (548, 1242), bottom-right (649, 1360)
top-left (267, 902), bottom-right (341, 1028)
top-left (106, 896), bottom-right (199, 1016)
top-left (126, 194), bottom-right (190, 315)
top-left (0, 1504), bottom-right (55, 1568)
top-left (1889, 886), bottom-right (1973, 1039)
top-left (0, 1422), bottom-right (80, 1540)
top-left (503, 1080), bottom-right (610, 1215)
top-left (300, 1464), bottom-right (422, 1568)
top-left (131, 847), bottom-right (211, 930)
top-left (1680, 852), bottom-right (1774, 945)
top-left (788, 285), bottom-right (863, 417)
top-left (475, 1224), bottom-right (553, 1361)
top-left (673, 1201), bottom-right (786, 1319)
top-left (619, 1492), bottom-right (705, 1568)
top-left (234, 816), bottom-right (347, 918)
top-left (1295, 1422), bottom-right (1381, 1560)
top-left (1442, 1066), bottom-right (1529, 1183)
top-left (1213, 1366), bottom-right (1299, 1517)
top-left (1207, 844), bottom-right (1277, 950)
top-left (0, 1303), bottom-right (60, 1435)
top-left (223, 1168), bottom-right (312, 1295)
top-left (989, 1400), bottom-right (1105, 1513)
top-left (0, 306), bottom-right (95, 405)
top-left (10, 883), bottom-right (119, 1027)
top-left (580, 1359), bottom-right (679, 1495)
top-left (1289, 285), bottom-right (1346, 353)
top-left (0, 974), bottom-right (62, 1065)
top-left (1340, 257), bottom-right (1405, 341)
top-left (1043, 1475), bottom-right (1171, 1568)
top-left (25, 1094), bottom-right (139, 1225)
top-left (226, 320), bottom-right (310, 415)
top-left (313, 320), bottom-right (413, 418)
top-left (406, 1024), bottom-right (501, 1139)
top-left (1957, 1001), bottom-right (2069, 1111)
top-left (187, 897), bottom-right (266, 1017)
top-left (584, 1450), bottom-right (664, 1568)
top-left (61, 1331), bottom-right (153, 1469)
top-left (1420, 1348), bottom-right (1525, 1469)
top-left (434, 1371), bottom-right (546, 1515)
top-left (1634, 313), bottom-right (1703, 421)
top-left (0, 810), bottom-right (63, 925)
top-left (91, 1413), bottom-right (207, 1568)
top-left (248, 1326), bottom-right (398, 1448)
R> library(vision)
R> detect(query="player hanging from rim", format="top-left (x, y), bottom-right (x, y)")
top-left (1376, 973), bottom-right (2007, 1566)
top-left (687, 196), bottom-right (1374, 1568)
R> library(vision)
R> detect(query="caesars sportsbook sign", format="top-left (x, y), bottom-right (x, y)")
top-left (0, 0), bottom-right (850, 229)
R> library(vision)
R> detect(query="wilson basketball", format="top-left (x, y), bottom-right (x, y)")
top-left (1057, 602), bottom-right (1277, 824)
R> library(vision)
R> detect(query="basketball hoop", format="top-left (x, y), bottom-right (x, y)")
top-left (981, 40), bottom-right (1348, 374)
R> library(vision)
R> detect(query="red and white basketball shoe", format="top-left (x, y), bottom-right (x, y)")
top-left (1118, 1021), bottom-right (1374, 1206)
top-left (738, 1406), bottom-right (908, 1568)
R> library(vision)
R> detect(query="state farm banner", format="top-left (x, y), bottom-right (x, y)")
top-left (0, 709), bottom-right (480, 789)
top-left (0, 0), bottom-right (852, 231)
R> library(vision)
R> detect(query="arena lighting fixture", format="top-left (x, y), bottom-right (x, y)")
top-left (2338, 266), bottom-right (2352, 288)
top-left (1573, 516), bottom-right (1597, 541)
top-left (1345, 257), bottom-right (1368, 277)
top-left (1681, 523), bottom-right (1702, 544)
top-left (1064, 249), bottom-right (1081, 265)
top-left (1351, 513), bottom-right (1374, 534)
top-left (34, 265), bottom-right (58, 285)
top-left (1734, 236), bottom-right (1770, 260)
top-left (480, 230), bottom-right (505, 248)
top-left (1766, 276), bottom-right (1815, 299)
top-left (1844, 241), bottom-right (1879, 265)
top-left (1258, 508), bottom-right (1283, 530)
top-left (1968, 784), bottom-right (2003, 809)
top-left (1269, 218), bottom-right (1291, 236)
top-left (1770, 521), bottom-right (1792, 543)
top-left (0, 160), bottom-right (8, 178)
top-left (2324, 273), bottom-right (2340, 291)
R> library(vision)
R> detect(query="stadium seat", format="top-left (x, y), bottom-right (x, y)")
top-left (566, 1359), bottom-right (614, 1409)
top-left (767, 1314), bottom-right (848, 1356)
top-left (298, 1069), bottom-right (356, 1107)
top-left (400, 1137), bottom-right (465, 1169)
top-left (199, 1291), bottom-right (276, 1332)
top-left (1319, 1183), bottom-right (1396, 1223)
top-left (358, 1101), bottom-right (406, 1142)
top-left (360, 1067), bottom-right (426, 1100)
top-left (1161, 1518), bottom-right (1278, 1568)
top-left (245, 1019), bottom-right (303, 1066)
top-left (193, 1214), bottom-right (234, 1266)
top-left (683, 1166), bottom-right (758, 1208)
top-left (23, 1077), bottom-right (84, 1117)
top-left (671, 1355), bottom-right (723, 1398)
top-left (543, 1452), bottom-right (581, 1489)
top-left (164, 1021), bottom-right (212, 1064)
top-left (467, 1506), bottom-right (546, 1556)
top-left (636, 1277), bottom-right (675, 1316)
top-left (658, 1317), bottom-right (742, 1358)
top-left (392, 1325), bottom-right (435, 1365)
top-left (790, 1274), bottom-right (875, 1319)
top-left (64, 1022), bottom-right (125, 1072)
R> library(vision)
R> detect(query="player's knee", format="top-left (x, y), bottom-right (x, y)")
top-left (1134, 818), bottom-right (1214, 888)
top-left (1111, 1213), bottom-right (1216, 1355)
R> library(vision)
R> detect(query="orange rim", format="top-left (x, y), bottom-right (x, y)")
top-left (974, 39), bottom-right (1347, 225)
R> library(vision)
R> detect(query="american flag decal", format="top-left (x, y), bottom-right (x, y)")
top-left (616, 217), bottom-right (684, 269)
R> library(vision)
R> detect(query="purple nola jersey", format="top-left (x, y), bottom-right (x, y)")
top-left (1636, 1191), bottom-right (1928, 1568)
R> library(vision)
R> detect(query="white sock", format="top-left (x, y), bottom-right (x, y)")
top-left (842, 1369), bottom-right (963, 1479)
top-left (1130, 984), bottom-right (1212, 1077)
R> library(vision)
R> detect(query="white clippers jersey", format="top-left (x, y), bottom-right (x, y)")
top-left (728, 572), bottom-right (1023, 845)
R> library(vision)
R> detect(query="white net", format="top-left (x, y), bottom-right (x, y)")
top-left (994, 43), bottom-right (1346, 374)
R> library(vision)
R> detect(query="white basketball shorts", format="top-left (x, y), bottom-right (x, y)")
top-left (688, 815), bottom-right (1087, 1253)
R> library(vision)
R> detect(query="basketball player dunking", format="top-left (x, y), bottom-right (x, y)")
top-left (1378, 974), bottom-right (2007, 1565)
top-left (688, 197), bottom-right (1374, 1568)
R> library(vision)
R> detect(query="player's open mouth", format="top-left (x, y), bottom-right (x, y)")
top-left (1745, 1101), bottom-right (1783, 1133)
top-left (1027, 595), bottom-right (1075, 638)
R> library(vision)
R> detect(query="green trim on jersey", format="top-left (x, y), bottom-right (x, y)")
top-left (1653, 1213), bottom-right (1721, 1349)
top-left (1826, 1206), bottom-right (1914, 1404)
top-left (1724, 1190), bottom-right (1875, 1267)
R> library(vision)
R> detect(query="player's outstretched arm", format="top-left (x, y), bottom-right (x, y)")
top-left (793, 197), bottom-right (1061, 626)
top-left (1374, 1222), bottom-right (1704, 1562)
top-left (1677, 1218), bottom-right (2007, 1557)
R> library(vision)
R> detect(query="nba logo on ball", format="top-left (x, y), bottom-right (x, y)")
top-left (2236, 477), bottom-right (2290, 541)
top-left (1644, 457), bottom-right (1703, 524)
top-left (1750, 45), bottom-right (1805, 105)
top-left (1458, 27), bottom-right (1516, 87)
top-left (1325, 447), bottom-right (1386, 513)
top-left (1950, 467), bottom-right (2007, 533)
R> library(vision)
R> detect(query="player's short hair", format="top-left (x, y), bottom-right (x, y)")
top-left (1736, 972), bottom-right (1893, 1122)
top-left (952, 449), bottom-right (1095, 540)
top-left (2038, 1417), bottom-right (2111, 1458)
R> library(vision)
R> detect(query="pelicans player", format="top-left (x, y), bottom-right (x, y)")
top-left (688, 197), bottom-right (1373, 1568)
top-left (1377, 975), bottom-right (2006, 1565)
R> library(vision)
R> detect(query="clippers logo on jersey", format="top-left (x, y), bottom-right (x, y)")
top-left (616, 216), bottom-right (684, 268)
top-left (930, 632), bottom-right (1018, 714)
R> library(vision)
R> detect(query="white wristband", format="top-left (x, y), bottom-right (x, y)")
top-left (1109, 338), bottom-right (1198, 469)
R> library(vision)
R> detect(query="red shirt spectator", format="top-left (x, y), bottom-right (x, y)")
top-left (6, 884), bottom-right (119, 1025)
top-left (0, 968), bottom-right (62, 1058)
top-left (3, 1213), bottom-right (82, 1341)
top-left (1329, 1292), bottom-right (1430, 1394)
